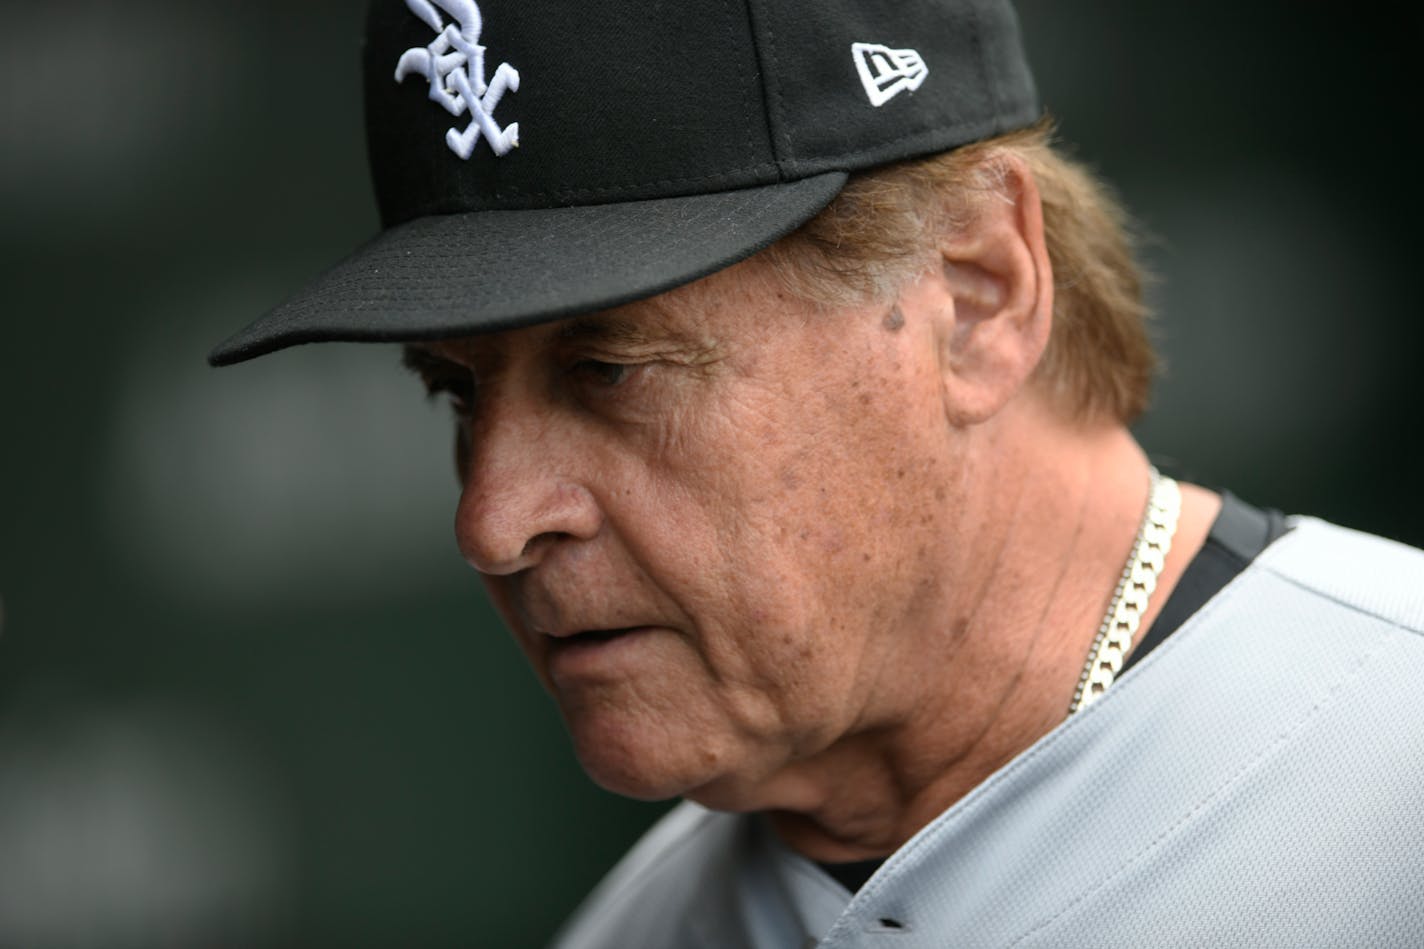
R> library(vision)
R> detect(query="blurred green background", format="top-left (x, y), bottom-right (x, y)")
top-left (1, 2), bottom-right (1420, 946)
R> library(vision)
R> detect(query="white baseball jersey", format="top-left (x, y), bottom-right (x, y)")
top-left (554, 518), bottom-right (1424, 948)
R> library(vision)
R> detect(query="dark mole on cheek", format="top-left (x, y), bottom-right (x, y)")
top-left (882, 306), bottom-right (906, 332)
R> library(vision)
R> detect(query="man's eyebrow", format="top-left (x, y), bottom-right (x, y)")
top-left (400, 343), bottom-right (448, 376)
top-left (555, 312), bottom-right (682, 347)
top-left (400, 344), bottom-right (470, 391)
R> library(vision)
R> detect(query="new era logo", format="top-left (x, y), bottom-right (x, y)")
top-left (852, 42), bottom-right (928, 107)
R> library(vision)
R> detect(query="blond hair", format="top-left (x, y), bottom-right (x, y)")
top-left (764, 120), bottom-right (1155, 422)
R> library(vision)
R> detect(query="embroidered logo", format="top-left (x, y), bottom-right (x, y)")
top-left (851, 42), bottom-right (928, 107)
top-left (394, 0), bottom-right (520, 159)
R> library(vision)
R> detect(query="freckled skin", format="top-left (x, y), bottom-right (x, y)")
top-left (418, 160), bottom-right (1222, 860)
top-left (435, 257), bottom-right (966, 805)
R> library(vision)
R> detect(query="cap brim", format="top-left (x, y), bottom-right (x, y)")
top-left (208, 172), bottom-right (848, 366)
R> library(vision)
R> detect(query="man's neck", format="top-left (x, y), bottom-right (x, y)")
top-left (751, 407), bottom-right (1219, 862)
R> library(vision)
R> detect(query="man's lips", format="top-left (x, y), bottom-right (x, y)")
top-left (524, 608), bottom-right (660, 640)
top-left (546, 625), bottom-right (648, 643)
top-left (540, 625), bottom-right (663, 682)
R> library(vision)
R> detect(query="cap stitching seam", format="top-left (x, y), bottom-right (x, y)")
top-left (398, 162), bottom-right (782, 208)
top-left (718, 0), bottom-right (761, 167)
top-left (750, 0), bottom-right (796, 165)
top-left (968, 1), bottom-right (999, 133)
top-left (778, 111), bottom-right (1034, 170)
top-left (739, 0), bottom-right (789, 174)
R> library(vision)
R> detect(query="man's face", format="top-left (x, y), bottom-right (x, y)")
top-left (412, 257), bottom-right (966, 806)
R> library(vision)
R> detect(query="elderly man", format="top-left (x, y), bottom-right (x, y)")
top-left (212, 1), bottom-right (1424, 945)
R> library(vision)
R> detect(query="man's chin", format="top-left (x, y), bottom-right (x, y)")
top-left (566, 719), bottom-right (733, 803)
top-left (575, 749), bottom-right (706, 802)
top-left (572, 738), bottom-right (787, 816)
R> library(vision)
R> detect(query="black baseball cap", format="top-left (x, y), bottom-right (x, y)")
top-left (208, 0), bottom-right (1039, 366)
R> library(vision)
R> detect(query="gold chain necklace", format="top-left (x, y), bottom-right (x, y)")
top-left (1068, 468), bottom-right (1182, 714)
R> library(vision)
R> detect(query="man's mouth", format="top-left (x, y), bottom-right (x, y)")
top-left (557, 626), bottom-right (644, 644)
top-left (542, 626), bottom-right (660, 680)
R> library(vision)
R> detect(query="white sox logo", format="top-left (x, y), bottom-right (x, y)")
top-left (394, 0), bottom-right (521, 159)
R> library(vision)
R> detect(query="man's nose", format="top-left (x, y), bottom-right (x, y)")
top-left (453, 405), bottom-right (603, 576)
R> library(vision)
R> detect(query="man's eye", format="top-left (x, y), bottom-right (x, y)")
top-left (403, 347), bottom-right (476, 417)
top-left (572, 359), bottom-right (632, 387)
top-left (426, 376), bottom-right (475, 416)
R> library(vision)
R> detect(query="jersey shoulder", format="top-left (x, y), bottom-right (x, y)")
top-left (551, 801), bottom-right (749, 949)
top-left (1259, 517), bottom-right (1424, 637)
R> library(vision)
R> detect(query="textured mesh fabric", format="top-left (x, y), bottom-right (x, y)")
top-left (555, 519), bottom-right (1424, 948)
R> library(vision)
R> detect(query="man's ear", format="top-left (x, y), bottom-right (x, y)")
top-left (903, 154), bottom-right (1053, 427)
